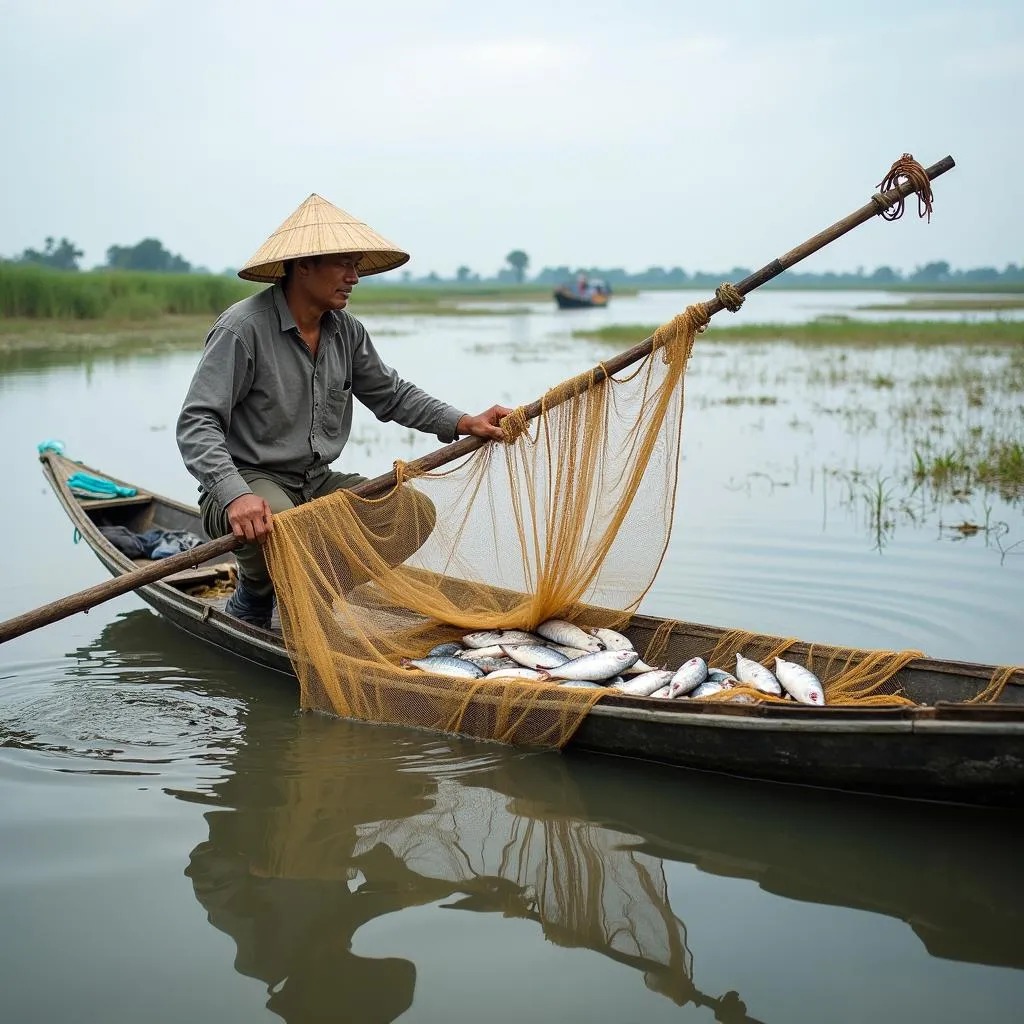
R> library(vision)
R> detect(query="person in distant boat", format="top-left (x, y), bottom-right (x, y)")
top-left (176, 193), bottom-right (512, 629)
top-left (577, 272), bottom-right (589, 297)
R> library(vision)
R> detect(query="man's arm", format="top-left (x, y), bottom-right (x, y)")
top-left (176, 325), bottom-right (257, 510)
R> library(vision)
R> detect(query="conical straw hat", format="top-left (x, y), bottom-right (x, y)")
top-left (238, 194), bottom-right (410, 282)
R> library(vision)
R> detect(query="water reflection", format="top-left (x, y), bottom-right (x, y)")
top-left (13, 610), bottom-right (1022, 1023)
top-left (179, 713), bottom-right (760, 1022)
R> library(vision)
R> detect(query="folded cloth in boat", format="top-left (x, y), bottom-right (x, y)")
top-left (100, 526), bottom-right (203, 560)
top-left (66, 472), bottom-right (137, 499)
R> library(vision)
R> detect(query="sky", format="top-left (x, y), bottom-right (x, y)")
top-left (1, 0), bottom-right (1021, 279)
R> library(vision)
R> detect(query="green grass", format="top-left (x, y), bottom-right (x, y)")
top-left (0, 266), bottom-right (608, 324)
top-left (0, 264), bottom-right (259, 319)
top-left (574, 318), bottom-right (1024, 347)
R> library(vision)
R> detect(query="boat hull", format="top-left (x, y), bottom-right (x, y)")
top-left (39, 451), bottom-right (1024, 806)
top-left (554, 289), bottom-right (609, 309)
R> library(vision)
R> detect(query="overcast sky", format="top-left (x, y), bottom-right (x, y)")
top-left (1, 0), bottom-right (1021, 279)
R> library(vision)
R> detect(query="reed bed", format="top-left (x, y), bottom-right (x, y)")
top-left (0, 265), bottom-right (261, 319)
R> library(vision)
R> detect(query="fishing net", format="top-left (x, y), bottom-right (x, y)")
top-left (264, 299), bottom-right (1017, 747)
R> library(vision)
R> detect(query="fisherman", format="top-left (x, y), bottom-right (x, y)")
top-left (176, 194), bottom-right (512, 628)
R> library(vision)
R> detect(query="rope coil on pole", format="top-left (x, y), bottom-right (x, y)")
top-left (714, 282), bottom-right (745, 313)
top-left (872, 153), bottom-right (935, 222)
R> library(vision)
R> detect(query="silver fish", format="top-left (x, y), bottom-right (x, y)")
top-left (540, 649), bottom-right (639, 681)
top-left (667, 657), bottom-right (708, 697)
top-left (559, 679), bottom-right (605, 689)
top-left (622, 658), bottom-right (660, 675)
top-left (500, 644), bottom-right (570, 670)
top-left (706, 667), bottom-right (739, 684)
top-left (458, 645), bottom-right (507, 660)
top-left (735, 654), bottom-right (783, 696)
top-left (774, 657), bottom-right (827, 706)
top-left (463, 629), bottom-right (543, 649)
top-left (401, 656), bottom-right (485, 679)
top-left (466, 656), bottom-right (517, 673)
top-left (429, 642), bottom-right (464, 657)
top-left (611, 669), bottom-right (674, 697)
top-left (588, 627), bottom-right (635, 651)
top-left (485, 667), bottom-right (547, 681)
top-left (549, 643), bottom-right (595, 659)
top-left (462, 630), bottom-right (504, 649)
top-left (649, 685), bottom-right (672, 698)
top-left (690, 679), bottom-right (734, 699)
top-left (536, 619), bottom-right (602, 652)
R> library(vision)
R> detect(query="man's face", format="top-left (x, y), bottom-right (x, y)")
top-left (301, 252), bottom-right (363, 310)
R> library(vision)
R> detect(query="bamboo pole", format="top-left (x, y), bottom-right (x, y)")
top-left (0, 154), bottom-right (955, 646)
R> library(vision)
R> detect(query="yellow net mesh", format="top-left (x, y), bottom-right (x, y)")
top-left (264, 302), bottom-right (1018, 746)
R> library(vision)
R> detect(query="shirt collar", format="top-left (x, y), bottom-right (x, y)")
top-left (272, 283), bottom-right (298, 334)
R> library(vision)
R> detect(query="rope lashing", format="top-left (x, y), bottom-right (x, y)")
top-left (871, 153), bottom-right (934, 222)
top-left (715, 282), bottom-right (745, 313)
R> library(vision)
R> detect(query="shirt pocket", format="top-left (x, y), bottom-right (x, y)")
top-left (322, 380), bottom-right (352, 437)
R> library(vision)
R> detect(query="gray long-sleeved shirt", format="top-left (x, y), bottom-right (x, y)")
top-left (176, 284), bottom-right (466, 509)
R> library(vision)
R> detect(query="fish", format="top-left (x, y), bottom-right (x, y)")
top-left (622, 658), bottom-right (660, 675)
top-left (649, 685), bottom-right (672, 698)
top-left (549, 643), bottom-right (596, 659)
top-left (500, 644), bottom-right (570, 670)
top-left (539, 649), bottom-right (639, 682)
top-left (485, 667), bottom-right (547, 681)
top-left (735, 653), bottom-right (783, 696)
top-left (465, 656), bottom-right (517, 673)
top-left (401, 656), bottom-right (485, 679)
top-left (558, 680), bottom-right (605, 689)
top-left (462, 630), bottom-right (505, 649)
top-left (690, 679), bottom-right (734, 699)
top-left (462, 629), bottom-right (543, 649)
top-left (588, 627), bottom-right (635, 651)
top-left (458, 645), bottom-right (507, 660)
top-left (666, 657), bottom-right (708, 697)
top-left (536, 619), bottom-right (603, 652)
top-left (706, 667), bottom-right (739, 684)
top-left (428, 642), bottom-right (463, 658)
top-left (610, 669), bottom-right (674, 697)
top-left (774, 657), bottom-right (827, 705)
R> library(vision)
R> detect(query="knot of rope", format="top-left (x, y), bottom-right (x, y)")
top-left (873, 153), bottom-right (934, 223)
top-left (715, 282), bottom-right (745, 313)
top-left (500, 406), bottom-right (530, 444)
top-left (392, 459), bottom-right (408, 484)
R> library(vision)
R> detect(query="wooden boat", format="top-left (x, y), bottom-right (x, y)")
top-left (553, 285), bottom-right (610, 309)
top-left (40, 450), bottom-right (1024, 807)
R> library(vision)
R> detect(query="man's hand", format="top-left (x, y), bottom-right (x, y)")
top-left (457, 405), bottom-right (515, 442)
top-left (226, 494), bottom-right (274, 543)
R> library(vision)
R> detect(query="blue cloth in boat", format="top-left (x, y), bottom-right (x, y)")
top-left (66, 472), bottom-right (138, 500)
top-left (100, 526), bottom-right (203, 560)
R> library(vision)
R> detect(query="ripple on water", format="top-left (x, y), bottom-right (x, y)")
top-left (0, 655), bottom-right (246, 775)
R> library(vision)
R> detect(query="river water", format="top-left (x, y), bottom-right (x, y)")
top-left (1, 290), bottom-right (1022, 1023)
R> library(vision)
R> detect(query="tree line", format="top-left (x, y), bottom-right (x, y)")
top-left (6, 239), bottom-right (1024, 288)
top-left (5, 236), bottom-right (205, 274)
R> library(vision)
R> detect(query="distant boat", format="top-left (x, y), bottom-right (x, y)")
top-left (554, 280), bottom-right (611, 309)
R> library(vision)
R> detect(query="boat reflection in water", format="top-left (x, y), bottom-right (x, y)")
top-left (66, 611), bottom-right (1023, 1024)
top-left (182, 711), bottom-right (759, 1022)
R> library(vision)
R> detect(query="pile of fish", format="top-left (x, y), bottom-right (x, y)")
top-left (400, 619), bottom-right (826, 705)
